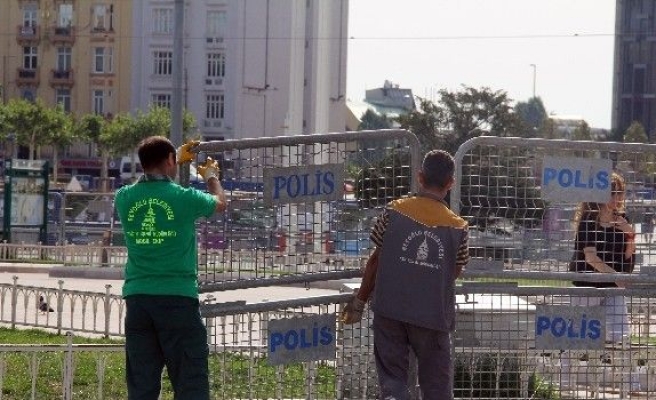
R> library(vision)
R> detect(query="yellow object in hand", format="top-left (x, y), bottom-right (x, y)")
top-left (198, 157), bottom-right (221, 181)
top-left (176, 140), bottom-right (200, 165)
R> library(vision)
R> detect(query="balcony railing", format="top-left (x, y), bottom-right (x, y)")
top-left (49, 69), bottom-right (74, 87)
top-left (50, 26), bottom-right (76, 44)
top-left (16, 68), bottom-right (40, 86)
top-left (16, 25), bottom-right (40, 44)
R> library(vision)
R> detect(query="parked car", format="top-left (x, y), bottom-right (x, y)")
top-left (468, 219), bottom-right (524, 261)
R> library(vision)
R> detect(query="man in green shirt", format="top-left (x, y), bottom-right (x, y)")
top-left (115, 136), bottom-right (226, 400)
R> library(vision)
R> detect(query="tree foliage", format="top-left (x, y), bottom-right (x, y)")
top-left (395, 86), bottom-right (524, 155)
top-left (358, 109), bottom-right (391, 130)
top-left (357, 85), bottom-right (543, 227)
top-left (572, 121), bottom-right (592, 141)
top-left (624, 121), bottom-right (648, 143)
top-left (514, 97), bottom-right (547, 136)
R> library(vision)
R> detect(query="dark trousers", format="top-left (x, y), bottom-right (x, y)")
top-left (374, 314), bottom-right (453, 400)
top-left (125, 295), bottom-right (209, 400)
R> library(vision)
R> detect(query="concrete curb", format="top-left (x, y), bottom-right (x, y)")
top-left (48, 266), bottom-right (124, 280)
top-left (0, 263), bottom-right (358, 290)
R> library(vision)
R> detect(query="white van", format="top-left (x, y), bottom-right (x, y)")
top-left (119, 156), bottom-right (143, 184)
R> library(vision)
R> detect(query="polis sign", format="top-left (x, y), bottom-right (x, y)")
top-left (541, 156), bottom-right (612, 203)
top-left (534, 305), bottom-right (605, 350)
top-left (263, 164), bottom-right (344, 206)
top-left (267, 314), bottom-right (336, 365)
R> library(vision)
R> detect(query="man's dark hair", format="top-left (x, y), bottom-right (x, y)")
top-left (422, 150), bottom-right (455, 188)
top-left (137, 136), bottom-right (175, 170)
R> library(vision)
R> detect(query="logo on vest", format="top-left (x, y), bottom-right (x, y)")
top-left (399, 230), bottom-right (444, 269)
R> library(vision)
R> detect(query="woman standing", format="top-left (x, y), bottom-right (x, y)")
top-left (569, 172), bottom-right (636, 343)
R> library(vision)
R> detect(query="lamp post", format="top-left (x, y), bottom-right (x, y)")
top-left (530, 64), bottom-right (537, 98)
top-left (2, 55), bottom-right (7, 103)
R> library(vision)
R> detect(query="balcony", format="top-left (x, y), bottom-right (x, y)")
top-left (16, 25), bottom-right (40, 45)
top-left (49, 69), bottom-right (74, 87)
top-left (49, 26), bottom-right (76, 44)
top-left (16, 68), bottom-right (40, 86)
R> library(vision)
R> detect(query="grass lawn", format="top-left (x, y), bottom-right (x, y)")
top-left (0, 327), bottom-right (337, 399)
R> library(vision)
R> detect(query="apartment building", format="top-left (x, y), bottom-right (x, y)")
top-left (612, 0), bottom-right (656, 139)
top-left (0, 0), bottom-right (132, 117)
top-left (131, 0), bottom-right (348, 140)
top-left (0, 0), bottom-right (132, 163)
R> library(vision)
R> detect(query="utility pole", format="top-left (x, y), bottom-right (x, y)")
top-left (172, 0), bottom-right (188, 185)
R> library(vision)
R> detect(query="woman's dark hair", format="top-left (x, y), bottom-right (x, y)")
top-left (137, 136), bottom-right (175, 170)
top-left (422, 150), bottom-right (455, 189)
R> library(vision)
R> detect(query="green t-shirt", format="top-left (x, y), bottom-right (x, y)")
top-left (115, 178), bottom-right (217, 298)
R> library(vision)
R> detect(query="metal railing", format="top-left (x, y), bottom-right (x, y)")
top-left (0, 276), bottom-right (124, 338)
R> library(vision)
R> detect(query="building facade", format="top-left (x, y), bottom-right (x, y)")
top-left (130, 0), bottom-right (348, 140)
top-left (1, 0), bottom-right (348, 172)
top-left (612, 0), bottom-right (656, 140)
top-left (0, 0), bottom-right (132, 122)
top-left (0, 0), bottom-right (132, 162)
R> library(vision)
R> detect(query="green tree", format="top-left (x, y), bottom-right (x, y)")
top-left (572, 121), bottom-right (592, 141)
top-left (358, 109), bottom-right (391, 130)
top-left (438, 86), bottom-right (524, 144)
top-left (42, 105), bottom-right (74, 183)
top-left (624, 121), bottom-right (648, 143)
top-left (395, 97), bottom-right (444, 154)
top-left (3, 99), bottom-right (57, 159)
top-left (0, 104), bottom-right (11, 158)
top-left (76, 114), bottom-right (115, 190)
top-left (514, 97), bottom-right (547, 136)
top-left (395, 86), bottom-right (524, 154)
top-left (382, 86), bottom-right (543, 227)
top-left (538, 118), bottom-right (558, 139)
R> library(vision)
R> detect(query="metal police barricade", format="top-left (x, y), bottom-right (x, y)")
top-left (193, 130), bottom-right (421, 291)
top-left (451, 137), bottom-right (656, 275)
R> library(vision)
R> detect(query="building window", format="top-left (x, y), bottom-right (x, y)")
top-left (207, 10), bottom-right (227, 37)
top-left (23, 46), bottom-right (38, 69)
top-left (56, 89), bottom-right (71, 112)
top-left (93, 47), bottom-right (113, 73)
top-left (153, 8), bottom-right (173, 34)
top-left (57, 47), bottom-right (72, 70)
top-left (151, 93), bottom-right (171, 109)
top-left (206, 93), bottom-right (225, 120)
top-left (22, 88), bottom-right (36, 102)
top-left (153, 51), bottom-right (173, 76)
top-left (58, 4), bottom-right (73, 27)
top-left (22, 4), bottom-right (37, 30)
top-left (92, 4), bottom-right (113, 32)
top-left (207, 52), bottom-right (226, 78)
top-left (93, 89), bottom-right (112, 115)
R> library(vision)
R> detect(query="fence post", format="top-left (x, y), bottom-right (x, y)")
top-left (104, 284), bottom-right (112, 338)
top-left (57, 280), bottom-right (64, 335)
top-left (10, 276), bottom-right (17, 329)
top-left (62, 332), bottom-right (74, 400)
top-left (203, 294), bottom-right (216, 346)
top-left (0, 355), bottom-right (5, 400)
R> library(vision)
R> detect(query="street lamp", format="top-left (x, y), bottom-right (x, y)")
top-left (530, 64), bottom-right (537, 98)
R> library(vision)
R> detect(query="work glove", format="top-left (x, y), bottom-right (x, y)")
top-left (341, 296), bottom-right (366, 324)
top-left (176, 140), bottom-right (200, 165)
top-left (197, 157), bottom-right (221, 181)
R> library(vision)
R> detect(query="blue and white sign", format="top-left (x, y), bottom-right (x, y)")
top-left (541, 157), bottom-right (612, 203)
top-left (535, 305), bottom-right (605, 350)
top-left (267, 314), bottom-right (336, 366)
top-left (263, 164), bottom-right (344, 206)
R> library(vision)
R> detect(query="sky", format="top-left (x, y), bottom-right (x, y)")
top-left (347, 0), bottom-right (616, 129)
